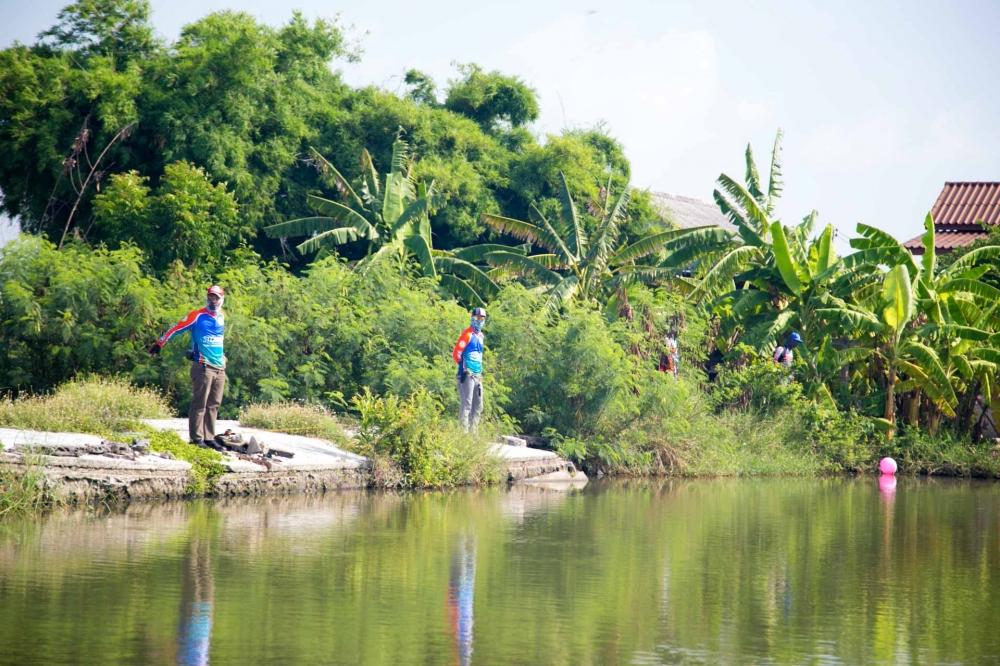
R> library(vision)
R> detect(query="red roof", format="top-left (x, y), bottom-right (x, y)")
top-left (930, 182), bottom-right (1000, 228)
top-left (903, 182), bottom-right (1000, 253)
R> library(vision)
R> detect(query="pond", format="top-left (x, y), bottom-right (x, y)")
top-left (1, 478), bottom-right (998, 664)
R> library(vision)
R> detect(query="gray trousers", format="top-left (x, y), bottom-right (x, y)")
top-left (190, 363), bottom-right (226, 443)
top-left (457, 373), bottom-right (483, 431)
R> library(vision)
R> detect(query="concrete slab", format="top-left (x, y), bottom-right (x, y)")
top-left (0, 427), bottom-right (191, 471)
top-left (142, 419), bottom-right (366, 472)
top-left (489, 442), bottom-right (558, 461)
top-left (0, 428), bottom-right (105, 450)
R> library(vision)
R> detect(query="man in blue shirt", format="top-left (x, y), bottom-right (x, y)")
top-left (149, 285), bottom-right (227, 446)
top-left (452, 307), bottom-right (486, 431)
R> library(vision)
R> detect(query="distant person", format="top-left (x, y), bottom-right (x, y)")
top-left (773, 332), bottom-right (803, 369)
top-left (664, 331), bottom-right (681, 377)
top-left (453, 307), bottom-right (486, 432)
top-left (658, 332), bottom-right (680, 378)
top-left (149, 286), bottom-right (227, 446)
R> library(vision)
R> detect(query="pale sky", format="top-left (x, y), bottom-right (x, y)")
top-left (2, 0), bottom-right (999, 252)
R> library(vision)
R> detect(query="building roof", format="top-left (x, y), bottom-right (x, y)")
top-left (649, 192), bottom-right (735, 233)
top-left (903, 182), bottom-right (1000, 254)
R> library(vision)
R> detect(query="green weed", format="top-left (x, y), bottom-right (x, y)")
top-left (239, 402), bottom-right (351, 447)
top-left (0, 376), bottom-right (170, 437)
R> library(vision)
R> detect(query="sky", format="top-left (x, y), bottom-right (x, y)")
top-left (2, 0), bottom-right (999, 252)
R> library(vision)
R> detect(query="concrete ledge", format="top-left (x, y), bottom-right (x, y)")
top-left (1, 420), bottom-right (585, 503)
top-left (0, 455), bottom-right (190, 504)
top-left (505, 456), bottom-right (584, 483)
top-left (212, 467), bottom-right (368, 496)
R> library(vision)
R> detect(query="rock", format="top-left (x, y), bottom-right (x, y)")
top-left (131, 438), bottom-right (150, 454)
top-left (501, 435), bottom-right (527, 447)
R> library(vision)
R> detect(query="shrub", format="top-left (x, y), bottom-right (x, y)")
top-left (0, 237), bottom-right (163, 391)
top-left (0, 376), bottom-right (171, 436)
top-left (351, 388), bottom-right (502, 488)
top-left (708, 348), bottom-right (803, 415)
top-left (893, 427), bottom-right (1000, 477)
top-left (794, 405), bottom-right (881, 473)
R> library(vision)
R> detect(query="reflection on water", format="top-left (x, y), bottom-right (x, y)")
top-left (446, 535), bottom-right (476, 666)
top-left (178, 533), bottom-right (212, 666)
top-left (1, 479), bottom-right (999, 665)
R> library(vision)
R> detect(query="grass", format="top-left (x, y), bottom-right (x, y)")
top-left (0, 376), bottom-right (224, 499)
top-left (0, 449), bottom-right (54, 517)
top-left (142, 428), bottom-right (225, 495)
top-left (352, 388), bottom-right (504, 489)
top-left (0, 376), bottom-right (171, 437)
top-left (239, 402), bottom-right (352, 447)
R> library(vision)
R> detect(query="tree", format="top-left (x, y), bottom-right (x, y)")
top-left (444, 64), bottom-right (539, 131)
top-left (404, 69), bottom-right (438, 105)
top-left (264, 137), bottom-right (497, 306)
top-left (92, 161), bottom-right (244, 270)
top-left (479, 172), bottom-right (693, 309)
top-left (38, 0), bottom-right (158, 66)
top-left (830, 215), bottom-right (1000, 435)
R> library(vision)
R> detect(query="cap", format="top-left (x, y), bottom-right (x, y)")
top-left (207, 285), bottom-right (225, 297)
top-left (471, 307), bottom-right (487, 318)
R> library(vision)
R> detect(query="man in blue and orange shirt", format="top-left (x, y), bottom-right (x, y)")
top-left (149, 285), bottom-right (227, 446)
top-left (452, 307), bottom-right (486, 431)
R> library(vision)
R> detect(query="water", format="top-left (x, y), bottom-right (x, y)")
top-left (1, 478), bottom-right (999, 665)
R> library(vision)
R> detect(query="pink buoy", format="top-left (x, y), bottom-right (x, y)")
top-left (879, 457), bottom-right (897, 475)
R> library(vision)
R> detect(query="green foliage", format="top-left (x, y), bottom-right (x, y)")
top-left (0, 237), bottom-right (162, 390)
top-left (351, 388), bottom-right (502, 488)
top-left (38, 0), bottom-right (157, 64)
top-left (0, 376), bottom-right (169, 436)
top-left (0, 449), bottom-right (52, 517)
top-left (444, 63), bottom-right (539, 131)
top-left (708, 349), bottom-right (803, 415)
top-left (93, 161), bottom-right (244, 269)
top-left (892, 426), bottom-right (1000, 477)
top-left (265, 137), bottom-right (498, 305)
top-left (239, 402), bottom-right (350, 447)
top-left (145, 428), bottom-right (224, 495)
top-left (488, 289), bottom-right (631, 435)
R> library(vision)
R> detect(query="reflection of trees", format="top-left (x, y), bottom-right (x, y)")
top-left (447, 535), bottom-right (476, 666)
top-left (2, 481), bottom-right (1000, 664)
top-left (177, 530), bottom-right (213, 666)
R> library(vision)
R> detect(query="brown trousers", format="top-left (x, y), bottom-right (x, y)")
top-left (189, 362), bottom-right (226, 443)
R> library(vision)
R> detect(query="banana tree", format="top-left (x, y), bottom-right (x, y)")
top-left (264, 137), bottom-right (497, 306)
top-left (478, 172), bottom-right (698, 309)
top-left (842, 215), bottom-right (1000, 432)
top-left (816, 264), bottom-right (959, 438)
top-left (660, 130), bottom-right (787, 297)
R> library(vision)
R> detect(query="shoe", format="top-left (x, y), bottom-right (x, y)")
top-left (190, 439), bottom-right (205, 447)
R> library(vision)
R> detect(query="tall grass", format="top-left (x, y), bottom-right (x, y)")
top-left (352, 388), bottom-right (503, 489)
top-left (0, 376), bottom-right (171, 436)
top-left (239, 402), bottom-right (351, 447)
top-left (0, 449), bottom-right (53, 516)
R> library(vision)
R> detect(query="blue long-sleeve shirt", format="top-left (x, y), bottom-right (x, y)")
top-left (158, 308), bottom-right (226, 369)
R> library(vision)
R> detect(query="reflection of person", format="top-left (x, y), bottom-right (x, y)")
top-left (149, 286), bottom-right (227, 446)
top-left (772, 332), bottom-right (803, 369)
top-left (452, 308), bottom-right (486, 431)
top-left (447, 535), bottom-right (476, 666)
top-left (177, 535), bottom-right (214, 666)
